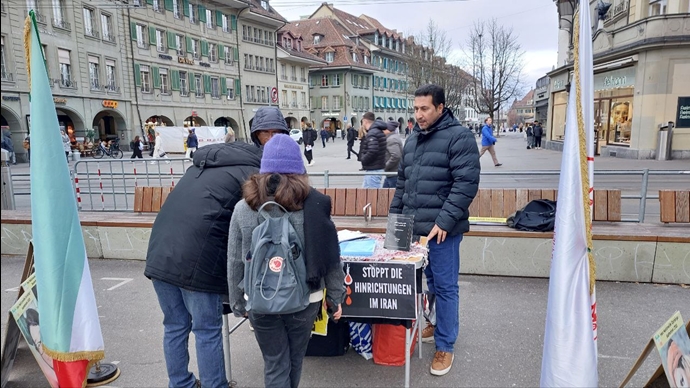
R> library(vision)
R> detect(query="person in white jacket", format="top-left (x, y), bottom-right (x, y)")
top-left (151, 131), bottom-right (169, 164)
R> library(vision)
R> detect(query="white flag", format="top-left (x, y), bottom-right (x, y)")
top-left (540, 1), bottom-right (598, 386)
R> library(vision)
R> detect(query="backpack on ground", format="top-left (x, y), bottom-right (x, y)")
top-left (507, 199), bottom-right (557, 232)
top-left (244, 201), bottom-right (310, 315)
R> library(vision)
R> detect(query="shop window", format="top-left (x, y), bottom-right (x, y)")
top-left (608, 99), bottom-right (632, 145)
top-left (550, 91), bottom-right (567, 141)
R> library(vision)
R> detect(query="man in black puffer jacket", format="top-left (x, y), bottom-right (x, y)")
top-left (359, 111), bottom-right (388, 188)
top-left (390, 84), bottom-right (480, 377)
top-left (145, 108), bottom-right (286, 388)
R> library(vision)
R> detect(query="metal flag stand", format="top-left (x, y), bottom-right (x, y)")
top-left (86, 362), bottom-right (121, 387)
top-left (222, 303), bottom-right (248, 388)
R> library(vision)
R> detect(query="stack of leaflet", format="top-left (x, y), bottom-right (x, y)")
top-left (339, 237), bottom-right (377, 257)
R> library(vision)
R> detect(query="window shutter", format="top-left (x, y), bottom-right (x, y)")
top-left (235, 79), bottom-right (241, 95)
top-left (130, 22), bottom-right (137, 41)
top-left (152, 67), bottom-right (160, 88)
top-left (216, 11), bottom-right (223, 27)
top-left (218, 44), bottom-right (225, 60)
top-left (233, 46), bottom-right (239, 61)
top-left (167, 31), bottom-right (175, 49)
top-left (149, 26), bottom-right (156, 45)
top-left (221, 77), bottom-right (227, 95)
top-left (198, 5), bottom-right (206, 22)
top-left (134, 64), bottom-right (141, 86)
top-left (146, 0), bottom-right (153, 5)
top-left (171, 70), bottom-right (179, 90)
top-left (203, 74), bottom-right (211, 93)
top-left (201, 40), bottom-right (208, 57)
top-left (189, 72), bottom-right (195, 91)
top-left (182, 0), bottom-right (189, 17)
top-left (185, 36), bottom-right (192, 52)
top-left (230, 15), bottom-right (237, 31)
top-left (164, 0), bottom-right (173, 12)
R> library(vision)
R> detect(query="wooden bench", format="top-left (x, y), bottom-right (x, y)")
top-left (318, 188), bottom-right (622, 222)
top-left (659, 190), bottom-right (690, 223)
top-left (133, 186), bottom-right (174, 213)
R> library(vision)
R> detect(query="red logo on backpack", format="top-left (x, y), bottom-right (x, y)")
top-left (269, 257), bottom-right (284, 272)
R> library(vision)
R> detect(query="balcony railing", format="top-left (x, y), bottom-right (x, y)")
top-left (52, 17), bottom-right (70, 30)
top-left (1, 72), bottom-right (13, 81)
top-left (103, 33), bottom-right (115, 42)
top-left (195, 91), bottom-right (204, 98)
top-left (280, 75), bottom-right (288, 81)
top-left (105, 84), bottom-right (120, 93)
top-left (290, 102), bottom-right (297, 108)
top-left (290, 76), bottom-right (297, 81)
top-left (90, 81), bottom-right (103, 90)
top-left (224, 58), bottom-right (233, 65)
top-left (180, 90), bottom-right (189, 97)
top-left (29, 11), bottom-right (46, 24)
top-left (85, 29), bottom-right (99, 39)
top-left (300, 78), bottom-right (307, 82)
top-left (60, 79), bottom-right (77, 88)
top-left (176, 49), bottom-right (185, 56)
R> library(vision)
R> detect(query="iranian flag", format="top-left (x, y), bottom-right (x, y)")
top-left (540, 1), bottom-right (598, 386)
top-left (25, 11), bottom-right (105, 387)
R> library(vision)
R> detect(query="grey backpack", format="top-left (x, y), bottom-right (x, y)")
top-left (244, 201), bottom-right (310, 315)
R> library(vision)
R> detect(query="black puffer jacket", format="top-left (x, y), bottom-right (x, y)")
top-left (389, 109), bottom-right (480, 236)
top-left (144, 142), bottom-right (262, 294)
top-left (360, 120), bottom-right (388, 170)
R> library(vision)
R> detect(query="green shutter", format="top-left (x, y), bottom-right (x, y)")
top-left (233, 46), bottom-right (239, 61)
top-left (149, 26), bottom-right (156, 45)
top-left (152, 67), bottom-right (160, 88)
top-left (221, 77), bottom-right (227, 94)
top-left (235, 79), bottom-right (240, 95)
top-left (218, 44), bottom-right (225, 60)
top-left (167, 31), bottom-right (175, 50)
top-left (134, 64), bottom-right (141, 86)
top-left (130, 22), bottom-right (137, 41)
top-left (182, 0), bottom-right (189, 17)
top-left (216, 11), bottom-right (223, 27)
top-left (230, 15), bottom-right (237, 31)
top-left (201, 40), bottom-right (208, 57)
top-left (146, 0), bottom-right (152, 5)
top-left (171, 70), bottom-right (180, 90)
top-left (203, 74), bottom-right (211, 94)
top-left (198, 5), bottom-right (206, 22)
top-left (189, 72), bottom-right (195, 91)
top-left (164, 0), bottom-right (173, 11)
top-left (185, 36), bottom-right (192, 53)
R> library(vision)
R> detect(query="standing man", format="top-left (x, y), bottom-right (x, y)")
top-left (533, 121), bottom-right (544, 149)
top-left (390, 84), bottom-right (480, 376)
top-left (303, 124), bottom-right (317, 166)
top-left (382, 120), bottom-right (403, 188)
top-left (359, 112), bottom-right (387, 188)
top-left (1, 129), bottom-right (16, 165)
top-left (479, 117), bottom-right (502, 167)
top-left (185, 128), bottom-right (198, 158)
top-left (320, 127), bottom-right (329, 148)
top-left (145, 107), bottom-right (282, 388)
top-left (346, 124), bottom-right (358, 160)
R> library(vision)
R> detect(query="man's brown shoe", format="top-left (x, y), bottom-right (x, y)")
top-left (421, 323), bottom-right (435, 343)
top-left (430, 351), bottom-right (454, 376)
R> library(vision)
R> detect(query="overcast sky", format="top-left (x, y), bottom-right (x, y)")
top-left (273, 0), bottom-right (559, 97)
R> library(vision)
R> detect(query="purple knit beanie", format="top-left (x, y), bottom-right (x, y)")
top-left (260, 134), bottom-right (306, 175)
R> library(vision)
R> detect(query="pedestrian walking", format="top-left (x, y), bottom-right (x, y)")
top-left (145, 134), bottom-right (263, 388)
top-left (346, 124), bottom-right (358, 160)
top-left (390, 84), bottom-right (480, 377)
top-left (1, 129), bottom-right (16, 164)
top-left (151, 131), bottom-right (170, 164)
top-left (359, 112), bottom-right (387, 188)
top-left (526, 124), bottom-right (534, 149)
top-left (185, 128), bottom-right (198, 158)
top-left (533, 121), bottom-right (544, 149)
top-left (479, 118), bottom-right (502, 166)
top-left (331, 129), bottom-right (337, 142)
top-left (382, 120), bottom-right (403, 188)
top-left (130, 136), bottom-right (144, 159)
top-left (320, 128), bottom-right (328, 148)
top-left (60, 130), bottom-right (70, 162)
top-left (303, 124), bottom-right (317, 166)
top-left (227, 134), bottom-right (345, 388)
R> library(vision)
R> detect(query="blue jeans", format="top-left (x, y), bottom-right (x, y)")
top-left (424, 234), bottom-right (462, 353)
top-left (382, 176), bottom-right (397, 188)
top-left (362, 170), bottom-right (384, 188)
top-left (249, 302), bottom-right (320, 388)
top-left (152, 279), bottom-right (227, 388)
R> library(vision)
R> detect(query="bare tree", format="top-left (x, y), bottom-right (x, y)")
top-left (404, 19), bottom-right (471, 119)
top-left (461, 19), bottom-right (526, 121)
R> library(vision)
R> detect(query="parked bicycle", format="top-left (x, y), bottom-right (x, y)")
top-left (93, 139), bottom-right (123, 159)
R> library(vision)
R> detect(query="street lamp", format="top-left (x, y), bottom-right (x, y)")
top-left (554, 0), bottom-right (577, 52)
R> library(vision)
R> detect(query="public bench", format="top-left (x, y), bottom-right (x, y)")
top-left (659, 189), bottom-right (690, 223)
top-left (133, 186), bottom-right (174, 213)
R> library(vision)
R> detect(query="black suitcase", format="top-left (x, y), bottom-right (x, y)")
top-left (305, 319), bottom-right (350, 357)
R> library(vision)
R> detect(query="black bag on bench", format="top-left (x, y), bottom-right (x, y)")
top-left (507, 199), bottom-right (557, 232)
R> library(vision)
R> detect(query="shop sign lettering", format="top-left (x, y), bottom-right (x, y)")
top-left (159, 54), bottom-right (173, 60)
top-left (199, 62), bottom-right (211, 68)
top-left (2, 96), bottom-right (20, 101)
top-left (53, 98), bottom-right (66, 104)
top-left (178, 57), bottom-right (194, 65)
top-left (102, 100), bottom-right (119, 109)
top-left (676, 96), bottom-right (690, 128)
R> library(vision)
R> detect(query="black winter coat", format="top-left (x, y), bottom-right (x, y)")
top-left (390, 109), bottom-right (480, 236)
top-left (303, 127), bottom-right (317, 146)
top-left (360, 120), bottom-right (388, 170)
top-left (144, 142), bottom-right (262, 294)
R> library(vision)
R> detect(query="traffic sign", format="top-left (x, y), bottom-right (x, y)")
top-left (271, 87), bottom-right (278, 103)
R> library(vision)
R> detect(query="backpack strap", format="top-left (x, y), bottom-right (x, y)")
top-left (257, 200), bottom-right (289, 219)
